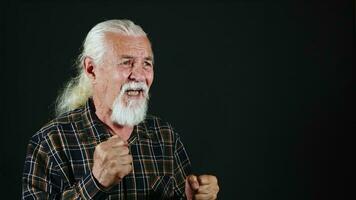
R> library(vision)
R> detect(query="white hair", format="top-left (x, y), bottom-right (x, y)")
top-left (55, 19), bottom-right (147, 116)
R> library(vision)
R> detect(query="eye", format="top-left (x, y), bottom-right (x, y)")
top-left (144, 61), bottom-right (153, 68)
top-left (119, 59), bottom-right (132, 66)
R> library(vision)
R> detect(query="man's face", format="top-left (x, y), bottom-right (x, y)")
top-left (93, 33), bottom-right (154, 123)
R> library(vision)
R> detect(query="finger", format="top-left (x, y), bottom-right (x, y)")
top-left (112, 141), bottom-right (129, 148)
top-left (197, 184), bottom-right (219, 194)
top-left (188, 175), bottom-right (200, 191)
top-left (108, 136), bottom-right (128, 147)
top-left (194, 193), bottom-right (215, 200)
top-left (197, 184), bottom-right (212, 194)
top-left (105, 147), bottom-right (130, 160)
top-left (120, 163), bottom-right (133, 177)
top-left (117, 146), bottom-right (130, 156)
top-left (119, 154), bottom-right (133, 165)
top-left (124, 163), bottom-right (133, 173)
top-left (198, 175), bottom-right (218, 185)
top-left (115, 164), bottom-right (132, 179)
top-left (105, 147), bottom-right (130, 161)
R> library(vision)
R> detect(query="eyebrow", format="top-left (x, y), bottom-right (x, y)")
top-left (120, 55), bottom-right (154, 61)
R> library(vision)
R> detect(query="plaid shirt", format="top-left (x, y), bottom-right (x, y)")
top-left (22, 99), bottom-right (191, 199)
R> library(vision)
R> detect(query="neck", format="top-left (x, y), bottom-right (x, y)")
top-left (93, 97), bottom-right (133, 141)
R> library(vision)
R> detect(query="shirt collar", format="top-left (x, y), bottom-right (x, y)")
top-left (79, 98), bottom-right (152, 144)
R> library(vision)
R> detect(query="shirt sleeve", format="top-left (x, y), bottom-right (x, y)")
top-left (173, 135), bottom-right (192, 199)
top-left (22, 136), bottom-right (108, 200)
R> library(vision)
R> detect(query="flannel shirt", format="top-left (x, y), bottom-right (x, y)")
top-left (22, 99), bottom-right (191, 199)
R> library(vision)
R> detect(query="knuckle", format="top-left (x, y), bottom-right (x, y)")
top-left (198, 176), bottom-right (208, 184)
top-left (212, 194), bottom-right (217, 199)
top-left (124, 155), bottom-right (133, 162)
top-left (121, 147), bottom-right (129, 154)
top-left (115, 166), bottom-right (131, 179)
top-left (119, 168), bottom-right (128, 177)
top-left (95, 144), bottom-right (103, 153)
top-left (122, 157), bottom-right (129, 164)
top-left (100, 154), bottom-right (108, 162)
top-left (115, 137), bottom-right (124, 143)
top-left (117, 171), bottom-right (124, 179)
top-left (124, 165), bottom-right (132, 174)
top-left (96, 144), bottom-right (109, 155)
top-left (108, 168), bottom-right (116, 176)
top-left (206, 175), bottom-right (214, 180)
top-left (108, 160), bottom-right (117, 168)
top-left (212, 176), bottom-right (218, 183)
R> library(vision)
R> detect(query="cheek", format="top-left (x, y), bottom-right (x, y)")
top-left (95, 73), bottom-right (109, 91)
top-left (114, 67), bottom-right (131, 80)
top-left (111, 69), bottom-right (130, 90)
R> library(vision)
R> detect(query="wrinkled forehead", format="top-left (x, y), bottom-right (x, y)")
top-left (104, 33), bottom-right (153, 59)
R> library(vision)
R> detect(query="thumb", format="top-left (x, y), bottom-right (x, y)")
top-left (188, 175), bottom-right (200, 191)
top-left (185, 175), bottom-right (199, 200)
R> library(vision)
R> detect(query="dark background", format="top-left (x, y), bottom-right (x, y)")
top-left (0, 0), bottom-right (354, 199)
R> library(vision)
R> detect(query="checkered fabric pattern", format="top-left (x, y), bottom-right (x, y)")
top-left (22, 99), bottom-right (191, 199)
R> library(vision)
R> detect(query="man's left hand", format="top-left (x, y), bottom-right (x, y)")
top-left (185, 174), bottom-right (219, 200)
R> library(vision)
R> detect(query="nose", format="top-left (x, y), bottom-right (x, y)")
top-left (128, 62), bottom-right (145, 82)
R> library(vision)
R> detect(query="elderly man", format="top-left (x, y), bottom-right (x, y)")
top-left (22, 19), bottom-right (219, 199)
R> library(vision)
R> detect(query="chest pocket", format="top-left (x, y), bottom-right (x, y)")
top-left (131, 134), bottom-right (176, 198)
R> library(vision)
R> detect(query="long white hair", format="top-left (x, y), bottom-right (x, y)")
top-left (55, 19), bottom-right (147, 116)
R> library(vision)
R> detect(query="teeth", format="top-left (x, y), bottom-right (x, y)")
top-left (127, 90), bottom-right (140, 96)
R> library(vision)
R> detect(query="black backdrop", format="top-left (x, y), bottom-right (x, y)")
top-left (0, 1), bottom-right (354, 199)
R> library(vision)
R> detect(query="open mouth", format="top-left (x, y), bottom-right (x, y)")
top-left (125, 89), bottom-right (144, 96)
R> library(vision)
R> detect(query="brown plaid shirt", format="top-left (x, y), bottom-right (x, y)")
top-left (22, 99), bottom-right (191, 199)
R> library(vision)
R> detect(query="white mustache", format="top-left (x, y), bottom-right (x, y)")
top-left (120, 82), bottom-right (149, 96)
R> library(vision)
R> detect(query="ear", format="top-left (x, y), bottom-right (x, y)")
top-left (83, 57), bottom-right (96, 81)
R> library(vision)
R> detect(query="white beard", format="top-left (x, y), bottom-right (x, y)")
top-left (111, 82), bottom-right (149, 126)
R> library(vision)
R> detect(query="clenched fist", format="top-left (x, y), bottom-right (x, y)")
top-left (92, 135), bottom-right (133, 188)
top-left (185, 174), bottom-right (219, 200)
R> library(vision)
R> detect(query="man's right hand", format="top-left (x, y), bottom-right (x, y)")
top-left (92, 135), bottom-right (133, 188)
